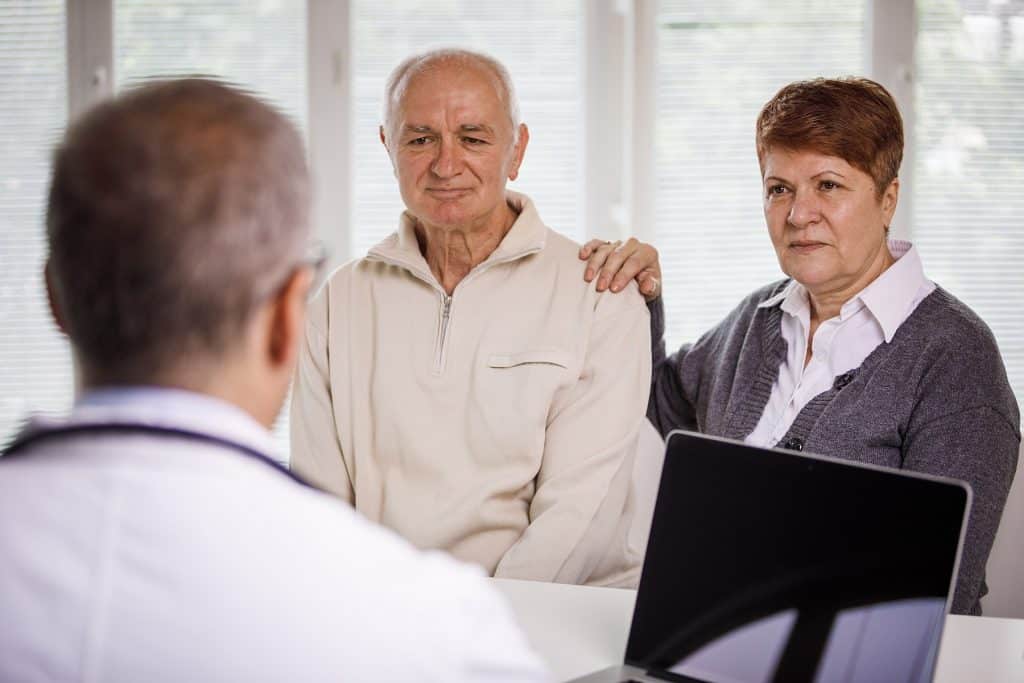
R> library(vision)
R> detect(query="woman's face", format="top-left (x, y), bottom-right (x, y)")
top-left (762, 147), bottom-right (899, 301)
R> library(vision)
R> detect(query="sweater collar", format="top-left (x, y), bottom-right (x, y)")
top-left (365, 191), bottom-right (546, 287)
top-left (756, 239), bottom-right (930, 343)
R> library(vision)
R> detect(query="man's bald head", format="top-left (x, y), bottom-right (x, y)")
top-left (382, 48), bottom-right (521, 144)
top-left (46, 78), bottom-right (311, 383)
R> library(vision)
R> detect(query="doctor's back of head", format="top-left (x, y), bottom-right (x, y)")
top-left (46, 78), bottom-right (312, 424)
top-left (0, 80), bottom-right (547, 682)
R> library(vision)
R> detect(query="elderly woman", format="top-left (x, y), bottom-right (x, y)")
top-left (582, 77), bottom-right (1019, 615)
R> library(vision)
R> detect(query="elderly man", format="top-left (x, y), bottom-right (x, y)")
top-left (291, 49), bottom-right (651, 586)
top-left (0, 79), bottom-right (545, 681)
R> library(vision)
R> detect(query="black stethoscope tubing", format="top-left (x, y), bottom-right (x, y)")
top-left (1, 422), bottom-right (312, 489)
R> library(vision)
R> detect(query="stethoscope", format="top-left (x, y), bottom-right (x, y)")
top-left (1, 422), bottom-right (312, 489)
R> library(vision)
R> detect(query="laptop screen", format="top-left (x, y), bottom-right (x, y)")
top-left (625, 431), bottom-right (969, 683)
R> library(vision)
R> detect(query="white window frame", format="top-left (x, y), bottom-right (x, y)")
top-left (66, 0), bottom-right (919, 259)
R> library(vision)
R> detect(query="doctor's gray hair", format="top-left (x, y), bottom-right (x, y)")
top-left (46, 78), bottom-right (311, 381)
top-left (382, 48), bottom-right (522, 143)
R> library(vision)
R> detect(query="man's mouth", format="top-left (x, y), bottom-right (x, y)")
top-left (427, 188), bottom-right (471, 199)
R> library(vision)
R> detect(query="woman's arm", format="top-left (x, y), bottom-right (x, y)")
top-left (901, 325), bottom-right (1021, 615)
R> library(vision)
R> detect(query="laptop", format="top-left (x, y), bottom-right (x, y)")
top-left (572, 430), bottom-right (971, 683)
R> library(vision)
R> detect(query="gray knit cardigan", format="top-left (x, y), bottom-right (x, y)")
top-left (648, 280), bottom-right (1020, 615)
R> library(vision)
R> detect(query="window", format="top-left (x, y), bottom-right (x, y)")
top-left (0, 1), bottom-right (68, 443)
top-left (913, 0), bottom-right (1024, 404)
top-left (654, 1), bottom-right (866, 349)
top-left (111, 0), bottom-right (308, 458)
top-left (114, 0), bottom-right (307, 131)
top-left (3, 0), bottom-right (1022, 450)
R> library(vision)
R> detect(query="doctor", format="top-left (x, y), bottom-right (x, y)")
top-left (0, 79), bottom-right (546, 682)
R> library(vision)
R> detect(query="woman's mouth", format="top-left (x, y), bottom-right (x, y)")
top-left (789, 241), bottom-right (826, 254)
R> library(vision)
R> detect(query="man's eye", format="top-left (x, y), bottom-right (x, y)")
top-left (767, 184), bottom-right (788, 196)
top-left (408, 137), bottom-right (430, 145)
top-left (463, 137), bottom-right (486, 145)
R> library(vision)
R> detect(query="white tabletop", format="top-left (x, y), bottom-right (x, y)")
top-left (491, 578), bottom-right (1024, 682)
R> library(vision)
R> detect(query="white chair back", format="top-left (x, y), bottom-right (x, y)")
top-left (982, 442), bottom-right (1024, 618)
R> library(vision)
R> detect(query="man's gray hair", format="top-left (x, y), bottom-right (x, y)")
top-left (382, 48), bottom-right (522, 142)
top-left (46, 78), bottom-right (311, 381)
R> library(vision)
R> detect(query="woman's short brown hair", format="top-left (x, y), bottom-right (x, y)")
top-left (755, 77), bottom-right (903, 196)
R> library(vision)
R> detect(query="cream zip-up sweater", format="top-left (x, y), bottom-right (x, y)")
top-left (291, 192), bottom-right (651, 586)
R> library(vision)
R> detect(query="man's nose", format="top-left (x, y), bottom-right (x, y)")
top-left (787, 188), bottom-right (821, 228)
top-left (430, 138), bottom-right (462, 179)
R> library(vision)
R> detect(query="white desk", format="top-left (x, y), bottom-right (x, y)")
top-left (491, 578), bottom-right (1024, 682)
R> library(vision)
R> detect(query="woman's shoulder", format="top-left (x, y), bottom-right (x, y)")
top-left (711, 278), bottom-right (791, 326)
top-left (892, 286), bottom-right (1018, 428)
top-left (685, 279), bottom-right (790, 358)
top-left (903, 286), bottom-right (1001, 355)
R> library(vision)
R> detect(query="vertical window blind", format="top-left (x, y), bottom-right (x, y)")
top-left (350, 0), bottom-right (582, 258)
top-left (654, 1), bottom-right (865, 350)
top-left (913, 0), bottom-right (1024, 405)
top-left (0, 0), bottom-right (68, 444)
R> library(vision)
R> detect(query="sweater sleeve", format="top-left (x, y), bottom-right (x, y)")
top-left (902, 339), bottom-right (1020, 615)
top-left (647, 295), bottom-right (699, 437)
top-left (289, 286), bottom-right (355, 503)
top-left (493, 284), bottom-right (651, 587)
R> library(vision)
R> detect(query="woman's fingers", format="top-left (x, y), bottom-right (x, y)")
top-left (581, 239), bottom-right (622, 283)
top-left (595, 239), bottom-right (639, 291)
top-left (636, 270), bottom-right (661, 302)
top-left (580, 237), bottom-right (661, 300)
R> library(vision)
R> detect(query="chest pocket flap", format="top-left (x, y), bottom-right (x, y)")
top-left (487, 350), bottom-right (573, 369)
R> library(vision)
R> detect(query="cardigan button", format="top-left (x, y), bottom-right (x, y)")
top-left (833, 371), bottom-right (856, 390)
top-left (784, 437), bottom-right (804, 452)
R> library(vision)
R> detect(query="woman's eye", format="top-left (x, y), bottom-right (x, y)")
top-left (767, 184), bottom-right (788, 196)
top-left (820, 180), bottom-right (838, 190)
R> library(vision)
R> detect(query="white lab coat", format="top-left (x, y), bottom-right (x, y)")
top-left (0, 388), bottom-right (548, 683)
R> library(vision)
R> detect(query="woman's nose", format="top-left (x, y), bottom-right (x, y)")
top-left (787, 189), bottom-right (821, 228)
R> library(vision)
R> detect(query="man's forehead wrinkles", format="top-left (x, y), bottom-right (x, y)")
top-left (399, 121), bottom-right (501, 135)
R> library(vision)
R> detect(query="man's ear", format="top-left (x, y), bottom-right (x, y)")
top-left (44, 260), bottom-right (68, 335)
top-left (508, 123), bottom-right (529, 181)
top-left (266, 267), bottom-right (313, 370)
top-left (380, 125), bottom-right (398, 175)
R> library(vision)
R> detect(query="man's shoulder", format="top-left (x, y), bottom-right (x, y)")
top-left (537, 226), bottom-right (589, 272)
top-left (536, 227), bottom-right (647, 311)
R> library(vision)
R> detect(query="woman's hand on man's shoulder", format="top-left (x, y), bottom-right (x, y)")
top-left (579, 237), bottom-right (662, 302)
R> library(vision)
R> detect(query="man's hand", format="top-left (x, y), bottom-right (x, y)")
top-left (579, 238), bottom-right (662, 302)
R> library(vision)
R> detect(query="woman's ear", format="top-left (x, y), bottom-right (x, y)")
top-left (881, 178), bottom-right (900, 225)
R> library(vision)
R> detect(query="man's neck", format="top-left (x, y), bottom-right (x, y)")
top-left (80, 360), bottom-right (280, 430)
top-left (415, 201), bottom-right (519, 295)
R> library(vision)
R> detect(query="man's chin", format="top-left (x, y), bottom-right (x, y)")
top-left (416, 205), bottom-right (475, 229)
